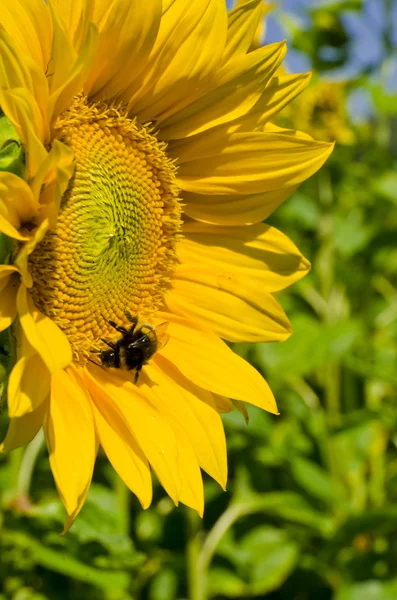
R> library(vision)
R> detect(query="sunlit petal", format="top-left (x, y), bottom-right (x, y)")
top-left (44, 368), bottom-right (97, 530)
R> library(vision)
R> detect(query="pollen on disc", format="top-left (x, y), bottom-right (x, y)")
top-left (28, 95), bottom-right (181, 363)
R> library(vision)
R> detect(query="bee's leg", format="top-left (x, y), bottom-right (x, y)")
top-left (133, 366), bottom-right (142, 384)
top-left (101, 338), bottom-right (117, 349)
top-left (125, 311), bottom-right (138, 334)
top-left (88, 357), bottom-right (103, 368)
top-left (108, 320), bottom-right (129, 335)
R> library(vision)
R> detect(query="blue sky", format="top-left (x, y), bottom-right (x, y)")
top-left (226, 0), bottom-right (397, 118)
top-left (226, 1), bottom-right (396, 79)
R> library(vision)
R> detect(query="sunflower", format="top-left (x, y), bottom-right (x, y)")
top-left (0, 0), bottom-right (333, 530)
top-left (278, 78), bottom-right (355, 145)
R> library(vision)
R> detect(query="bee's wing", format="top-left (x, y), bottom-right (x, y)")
top-left (155, 322), bottom-right (170, 351)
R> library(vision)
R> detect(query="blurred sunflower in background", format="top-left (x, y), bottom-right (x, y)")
top-left (278, 78), bottom-right (355, 145)
top-left (0, 0), bottom-right (333, 530)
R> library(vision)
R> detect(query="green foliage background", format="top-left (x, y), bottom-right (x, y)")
top-left (1, 1), bottom-right (397, 598)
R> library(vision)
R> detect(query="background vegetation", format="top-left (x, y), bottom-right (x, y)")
top-left (1, 0), bottom-right (397, 598)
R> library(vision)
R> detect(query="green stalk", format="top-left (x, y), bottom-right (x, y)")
top-left (325, 362), bottom-right (341, 427)
top-left (5, 447), bottom-right (24, 503)
top-left (113, 472), bottom-right (131, 536)
top-left (191, 501), bottom-right (274, 600)
top-left (17, 429), bottom-right (45, 497)
top-left (317, 169), bottom-right (341, 426)
top-left (185, 508), bottom-right (204, 600)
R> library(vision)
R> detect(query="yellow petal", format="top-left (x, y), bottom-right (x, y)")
top-left (44, 368), bottom-right (97, 529)
top-left (179, 221), bottom-right (310, 292)
top-left (141, 366), bottom-right (204, 517)
top-left (144, 358), bottom-right (227, 489)
top-left (166, 418), bottom-right (204, 515)
top-left (91, 399), bottom-right (153, 509)
top-left (49, 0), bottom-right (82, 38)
top-left (86, 0), bottom-right (161, 101)
top-left (0, 401), bottom-right (46, 453)
top-left (140, 364), bottom-right (205, 514)
top-left (49, 0), bottom-right (94, 52)
top-left (213, 395), bottom-right (235, 414)
top-left (0, 172), bottom-right (40, 240)
top-left (0, 268), bottom-right (19, 331)
top-left (47, 16), bottom-right (99, 129)
top-left (0, 0), bottom-right (52, 70)
top-left (0, 28), bottom-right (50, 139)
top-left (46, 1), bottom-right (76, 95)
top-left (172, 128), bottom-right (334, 195)
top-left (232, 399), bottom-right (249, 424)
top-left (158, 42), bottom-right (286, 139)
top-left (0, 265), bottom-right (19, 288)
top-left (229, 72), bottom-right (312, 132)
top-left (182, 186), bottom-right (296, 226)
top-left (17, 285), bottom-right (73, 374)
top-left (223, 0), bottom-right (264, 63)
top-left (85, 365), bottom-right (181, 505)
top-left (0, 172), bottom-right (39, 221)
top-left (0, 88), bottom-right (48, 178)
top-left (14, 219), bottom-right (49, 287)
top-left (127, 0), bottom-right (228, 122)
top-left (8, 351), bottom-right (50, 419)
top-left (158, 313), bottom-right (278, 414)
top-left (30, 139), bottom-right (75, 229)
top-left (0, 204), bottom-right (29, 240)
top-left (166, 266), bottom-right (291, 343)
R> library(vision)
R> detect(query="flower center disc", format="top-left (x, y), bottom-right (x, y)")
top-left (28, 96), bottom-right (181, 362)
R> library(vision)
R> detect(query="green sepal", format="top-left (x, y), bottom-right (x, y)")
top-left (0, 111), bottom-right (25, 178)
top-left (0, 231), bottom-right (13, 265)
top-left (0, 328), bottom-right (13, 414)
top-left (0, 230), bottom-right (17, 413)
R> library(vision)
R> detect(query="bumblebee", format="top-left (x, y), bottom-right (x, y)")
top-left (92, 312), bottom-right (168, 383)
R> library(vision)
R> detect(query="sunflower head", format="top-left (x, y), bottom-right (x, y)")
top-left (28, 94), bottom-right (181, 364)
top-left (0, 0), bottom-right (333, 530)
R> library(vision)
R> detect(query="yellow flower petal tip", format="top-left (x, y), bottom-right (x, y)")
top-left (0, 0), bottom-right (332, 522)
top-left (61, 517), bottom-right (74, 536)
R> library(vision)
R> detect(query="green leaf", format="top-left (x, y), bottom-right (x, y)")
top-left (0, 114), bottom-right (25, 177)
top-left (336, 580), bottom-right (397, 600)
top-left (313, 0), bottom-right (361, 11)
top-left (275, 192), bottom-right (320, 230)
top-left (207, 568), bottom-right (246, 598)
top-left (334, 508), bottom-right (397, 543)
top-left (371, 84), bottom-right (397, 116)
top-left (33, 541), bottom-right (130, 591)
top-left (70, 484), bottom-right (135, 557)
top-left (330, 421), bottom-right (385, 495)
top-left (1, 531), bottom-right (130, 592)
top-left (254, 316), bottom-right (361, 377)
top-left (290, 456), bottom-right (341, 504)
top-left (136, 509), bottom-right (164, 543)
top-left (239, 526), bottom-right (299, 594)
top-left (149, 568), bottom-right (178, 600)
top-left (373, 172), bottom-right (397, 204)
top-left (230, 493), bottom-right (333, 535)
top-left (333, 212), bottom-right (373, 258)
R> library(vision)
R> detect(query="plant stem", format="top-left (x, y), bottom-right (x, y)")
top-left (5, 447), bottom-right (24, 502)
top-left (185, 508), bottom-right (204, 600)
top-left (113, 472), bottom-right (131, 535)
top-left (198, 505), bottom-right (241, 576)
top-left (17, 429), bottom-right (44, 497)
top-left (325, 362), bottom-right (341, 427)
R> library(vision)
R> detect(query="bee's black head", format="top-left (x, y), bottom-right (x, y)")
top-left (100, 349), bottom-right (119, 368)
